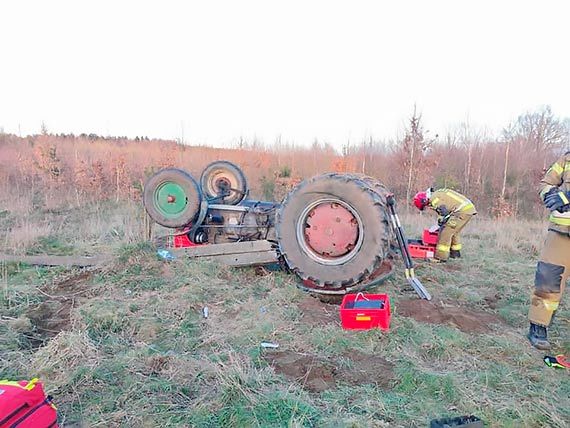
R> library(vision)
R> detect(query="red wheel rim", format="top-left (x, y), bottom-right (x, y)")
top-left (304, 202), bottom-right (359, 258)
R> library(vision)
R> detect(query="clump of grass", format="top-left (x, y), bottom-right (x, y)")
top-left (26, 235), bottom-right (75, 256)
top-left (31, 330), bottom-right (99, 388)
top-left (81, 300), bottom-right (131, 340)
top-left (4, 221), bottom-right (53, 255)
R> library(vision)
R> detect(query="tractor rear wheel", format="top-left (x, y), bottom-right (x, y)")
top-left (143, 168), bottom-right (202, 228)
top-left (200, 161), bottom-right (248, 205)
top-left (276, 173), bottom-right (393, 294)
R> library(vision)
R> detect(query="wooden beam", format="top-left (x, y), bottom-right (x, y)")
top-left (205, 250), bottom-right (279, 267)
top-left (171, 240), bottom-right (276, 258)
top-left (0, 254), bottom-right (108, 267)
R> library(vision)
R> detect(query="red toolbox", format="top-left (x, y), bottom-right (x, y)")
top-left (340, 293), bottom-right (391, 330)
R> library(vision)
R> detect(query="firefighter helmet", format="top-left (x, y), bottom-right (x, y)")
top-left (413, 191), bottom-right (429, 210)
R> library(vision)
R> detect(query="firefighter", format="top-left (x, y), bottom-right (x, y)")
top-left (413, 188), bottom-right (477, 261)
top-left (527, 151), bottom-right (570, 350)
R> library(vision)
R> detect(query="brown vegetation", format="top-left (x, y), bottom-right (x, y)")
top-left (1, 106), bottom-right (568, 218)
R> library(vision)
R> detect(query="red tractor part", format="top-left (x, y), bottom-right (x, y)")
top-left (303, 201), bottom-right (359, 259)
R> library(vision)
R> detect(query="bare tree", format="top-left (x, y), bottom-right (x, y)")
top-left (396, 106), bottom-right (432, 210)
top-left (513, 105), bottom-right (569, 167)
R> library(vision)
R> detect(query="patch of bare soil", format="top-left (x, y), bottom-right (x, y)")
top-left (264, 351), bottom-right (335, 392)
top-left (335, 353), bottom-right (395, 389)
top-left (26, 271), bottom-right (94, 346)
top-left (161, 263), bottom-right (175, 278)
top-left (483, 293), bottom-right (502, 310)
top-left (297, 295), bottom-right (338, 326)
top-left (264, 351), bottom-right (395, 392)
top-left (145, 355), bottom-right (171, 375)
top-left (50, 271), bottom-right (94, 294)
top-left (397, 299), bottom-right (503, 333)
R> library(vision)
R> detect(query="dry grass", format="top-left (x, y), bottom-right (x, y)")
top-left (31, 330), bottom-right (99, 387)
top-left (4, 220), bottom-right (53, 254)
top-left (1, 214), bottom-right (567, 427)
top-left (0, 164), bottom-right (568, 426)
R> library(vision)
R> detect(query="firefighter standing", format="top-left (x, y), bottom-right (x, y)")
top-left (527, 151), bottom-right (570, 350)
top-left (413, 188), bottom-right (477, 261)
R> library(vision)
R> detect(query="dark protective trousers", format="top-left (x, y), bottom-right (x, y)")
top-left (528, 230), bottom-right (570, 327)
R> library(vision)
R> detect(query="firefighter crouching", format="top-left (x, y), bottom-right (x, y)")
top-left (527, 151), bottom-right (570, 350)
top-left (413, 188), bottom-right (477, 261)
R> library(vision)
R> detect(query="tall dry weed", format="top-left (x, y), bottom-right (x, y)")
top-left (4, 221), bottom-right (53, 254)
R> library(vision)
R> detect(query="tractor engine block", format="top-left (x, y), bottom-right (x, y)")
top-left (201, 200), bottom-right (279, 244)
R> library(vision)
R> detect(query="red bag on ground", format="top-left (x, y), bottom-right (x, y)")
top-left (0, 379), bottom-right (58, 428)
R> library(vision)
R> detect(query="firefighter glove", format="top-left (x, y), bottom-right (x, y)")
top-left (544, 190), bottom-right (570, 212)
top-left (436, 205), bottom-right (450, 217)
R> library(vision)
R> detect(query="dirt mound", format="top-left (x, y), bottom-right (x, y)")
top-left (483, 293), bottom-right (502, 310)
top-left (335, 353), bottom-right (395, 388)
top-left (264, 351), bottom-right (395, 392)
top-left (397, 299), bottom-right (503, 333)
top-left (27, 270), bottom-right (94, 346)
top-left (297, 295), bottom-right (338, 326)
top-left (264, 351), bottom-right (335, 392)
top-left (51, 271), bottom-right (94, 294)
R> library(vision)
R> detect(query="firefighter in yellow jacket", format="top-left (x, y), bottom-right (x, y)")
top-left (527, 151), bottom-right (570, 350)
top-left (413, 188), bottom-right (477, 261)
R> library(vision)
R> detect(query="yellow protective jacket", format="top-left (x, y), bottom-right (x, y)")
top-left (539, 152), bottom-right (570, 235)
top-left (428, 189), bottom-right (477, 218)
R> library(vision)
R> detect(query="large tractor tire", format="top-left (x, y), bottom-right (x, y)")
top-left (352, 174), bottom-right (398, 244)
top-left (143, 168), bottom-right (202, 228)
top-left (200, 161), bottom-right (248, 205)
top-left (276, 173), bottom-right (394, 294)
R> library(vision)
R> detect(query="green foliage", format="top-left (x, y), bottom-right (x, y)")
top-left (116, 241), bottom-right (155, 263)
top-left (81, 300), bottom-right (130, 340)
top-left (218, 394), bottom-right (320, 427)
top-left (260, 175), bottom-right (276, 201)
top-left (26, 235), bottom-right (74, 256)
top-left (278, 165), bottom-right (292, 178)
top-left (434, 173), bottom-right (461, 190)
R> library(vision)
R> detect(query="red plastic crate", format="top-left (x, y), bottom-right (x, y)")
top-left (408, 242), bottom-right (435, 259)
top-left (340, 293), bottom-right (391, 330)
top-left (422, 228), bottom-right (439, 245)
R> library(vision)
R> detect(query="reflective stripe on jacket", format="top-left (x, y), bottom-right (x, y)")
top-left (429, 189), bottom-right (477, 216)
top-left (540, 153), bottom-right (570, 234)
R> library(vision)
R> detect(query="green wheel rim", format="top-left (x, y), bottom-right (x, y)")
top-left (154, 182), bottom-right (188, 218)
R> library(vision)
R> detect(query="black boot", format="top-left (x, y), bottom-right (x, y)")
top-left (450, 249), bottom-right (461, 258)
top-left (527, 323), bottom-right (551, 350)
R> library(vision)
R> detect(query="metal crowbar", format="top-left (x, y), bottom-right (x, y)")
top-left (386, 194), bottom-right (432, 300)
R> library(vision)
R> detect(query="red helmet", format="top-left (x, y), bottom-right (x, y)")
top-left (413, 191), bottom-right (428, 210)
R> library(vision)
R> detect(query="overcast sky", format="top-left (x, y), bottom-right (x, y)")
top-left (1, 0), bottom-right (569, 149)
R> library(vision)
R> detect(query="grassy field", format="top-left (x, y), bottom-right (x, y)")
top-left (0, 202), bottom-right (568, 427)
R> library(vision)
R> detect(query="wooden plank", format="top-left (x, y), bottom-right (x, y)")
top-left (203, 250), bottom-right (279, 267)
top-left (172, 240), bottom-right (275, 258)
top-left (0, 254), bottom-right (108, 267)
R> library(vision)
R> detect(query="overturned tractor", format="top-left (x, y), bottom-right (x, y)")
top-left (144, 161), bottom-right (427, 297)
